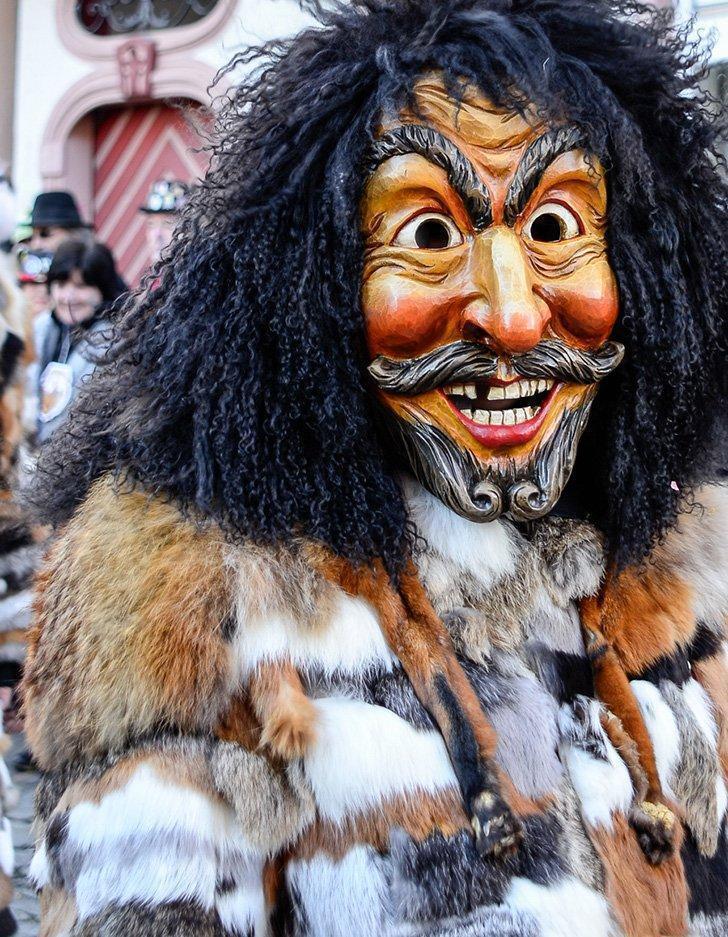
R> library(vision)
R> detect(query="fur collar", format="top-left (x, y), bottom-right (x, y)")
top-left (23, 474), bottom-right (728, 772)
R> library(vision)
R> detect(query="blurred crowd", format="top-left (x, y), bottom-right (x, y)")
top-left (0, 173), bottom-right (187, 937)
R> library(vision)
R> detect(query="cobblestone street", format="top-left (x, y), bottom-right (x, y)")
top-left (7, 736), bottom-right (40, 936)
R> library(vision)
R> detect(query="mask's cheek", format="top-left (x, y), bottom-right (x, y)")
top-left (362, 276), bottom-right (454, 359)
top-left (535, 256), bottom-right (619, 348)
top-left (362, 246), bottom-right (473, 358)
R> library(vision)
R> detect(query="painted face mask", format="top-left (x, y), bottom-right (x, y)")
top-left (362, 78), bottom-right (624, 522)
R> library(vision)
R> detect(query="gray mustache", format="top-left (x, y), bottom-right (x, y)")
top-left (368, 339), bottom-right (625, 395)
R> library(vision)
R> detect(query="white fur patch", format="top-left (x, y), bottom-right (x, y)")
top-left (0, 817), bottom-right (13, 878)
top-left (402, 477), bottom-right (518, 589)
top-left (287, 846), bottom-right (390, 936)
top-left (56, 764), bottom-right (264, 928)
top-left (216, 880), bottom-right (267, 937)
top-left (558, 702), bottom-right (633, 830)
top-left (505, 876), bottom-right (615, 937)
top-left (28, 839), bottom-right (49, 888)
top-left (303, 697), bottom-right (457, 822)
top-left (0, 590), bottom-right (31, 632)
top-left (683, 678), bottom-right (728, 825)
top-left (631, 679), bottom-right (680, 800)
top-left (234, 592), bottom-right (396, 679)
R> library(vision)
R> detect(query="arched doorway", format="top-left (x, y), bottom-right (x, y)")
top-left (93, 99), bottom-right (208, 285)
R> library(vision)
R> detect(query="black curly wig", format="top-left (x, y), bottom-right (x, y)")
top-left (31, 0), bottom-right (728, 570)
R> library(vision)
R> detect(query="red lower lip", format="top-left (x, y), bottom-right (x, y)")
top-left (441, 383), bottom-right (560, 448)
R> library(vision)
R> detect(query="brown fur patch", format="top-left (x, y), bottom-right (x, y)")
top-left (0, 627), bottom-right (30, 646)
top-left (293, 787), bottom-right (469, 860)
top-left (598, 564), bottom-right (695, 675)
top-left (38, 885), bottom-right (77, 937)
top-left (23, 475), bottom-right (236, 769)
top-left (215, 693), bottom-right (262, 751)
top-left (232, 539), bottom-right (337, 630)
top-left (591, 814), bottom-right (687, 937)
top-left (582, 593), bottom-right (667, 811)
top-left (0, 870), bottom-right (11, 909)
top-left (600, 708), bottom-right (648, 803)
top-left (250, 660), bottom-right (318, 760)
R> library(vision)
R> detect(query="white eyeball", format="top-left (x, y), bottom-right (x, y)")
top-left (394, 212), bottom-right (464, 250)
top-left (523, 202), bottom-right (581, 242)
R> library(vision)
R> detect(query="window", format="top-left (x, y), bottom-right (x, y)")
top-left (76, 0), bottom-right (221, 36)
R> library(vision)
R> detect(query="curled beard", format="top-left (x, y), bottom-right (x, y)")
top-left (378, 387), bottom-right (598, 523)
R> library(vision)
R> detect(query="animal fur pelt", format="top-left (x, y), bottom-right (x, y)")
top-left (23, 475), bottom-right (728, 936)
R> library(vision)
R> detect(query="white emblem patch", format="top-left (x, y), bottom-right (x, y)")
top-left (39, 361), bottom-right (74, 423)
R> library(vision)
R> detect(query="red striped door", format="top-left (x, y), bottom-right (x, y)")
top-left (93, 101), bottom-right (209, 286)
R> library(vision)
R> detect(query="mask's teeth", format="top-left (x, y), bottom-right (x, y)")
top-left (470, 407), bottom-right (537, 426)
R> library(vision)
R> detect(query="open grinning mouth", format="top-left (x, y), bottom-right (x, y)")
top-left (437, 376), bottom-right (561, 448)
top-left (441, 378), bottom-right (555, 426)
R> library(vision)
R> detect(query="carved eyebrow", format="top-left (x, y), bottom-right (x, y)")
top-left (503, 125), bottom-right (589, 226)
top-left (368, 124), bottom-right (493, 230)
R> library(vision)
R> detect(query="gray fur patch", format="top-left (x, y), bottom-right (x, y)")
top-left (553, 782), bottom-right (605, 891)
top-left (661, 681), bottom-right (722, 856)
top-left (529, 517), bottom-right (605, 604)
top-left (394, 904), bottom-right (540, 936)
top-left (414, 520), bottom-right (538, 657)
top-left (70, 900), bottom-right (236, 936)
top-left (689, 911), bottom-right (728, 936)
top-left (525, 593), bottom-right (586, 655)
top-left (488, 674), bottom-right (563, 799)
top-left (210, 742), bottom-right (315, 854)
top-left (388, 828), bottom-right (510, 923)
top-left (370, 669), bottom-right (435, 731)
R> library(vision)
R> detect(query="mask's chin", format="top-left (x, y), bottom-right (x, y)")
top-left (379, 387), bottom-right (598, 524)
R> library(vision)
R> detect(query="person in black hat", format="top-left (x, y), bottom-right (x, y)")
top-left (28, 191), bottom-right (92, 253)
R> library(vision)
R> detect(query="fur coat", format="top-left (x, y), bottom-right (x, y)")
top-left (22, 474), bottom-right (728, 937)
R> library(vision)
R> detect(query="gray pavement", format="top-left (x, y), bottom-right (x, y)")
top-left (7, 735), bottom-right (40, 936)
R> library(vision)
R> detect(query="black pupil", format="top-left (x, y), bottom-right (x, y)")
top-left (530, 213), bottom-right (564, 242)
top-left (415, 218), bottom-right (451, 249)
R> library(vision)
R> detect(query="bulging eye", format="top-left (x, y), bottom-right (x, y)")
top-left (394, 212), bottom-right (464, 250)
top-left (523, 202), bottom-right (581, 242)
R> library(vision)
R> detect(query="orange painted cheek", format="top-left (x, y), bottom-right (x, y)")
top-left (362, 274), bottom-right (460, 358)
top-left (538, 269), bottom-right (619, 347)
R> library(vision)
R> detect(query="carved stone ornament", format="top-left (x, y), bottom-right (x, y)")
top-left (116, 37), bottom-right (157, 99)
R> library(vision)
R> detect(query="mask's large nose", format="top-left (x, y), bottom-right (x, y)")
top-left (460, 227), bottom-right (549, 354)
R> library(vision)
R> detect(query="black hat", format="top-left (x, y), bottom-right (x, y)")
top-left (30, 191), bottom-right (91, 229)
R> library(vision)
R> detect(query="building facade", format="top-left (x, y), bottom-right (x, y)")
top-left (5, 0), bottom-right (312, 282)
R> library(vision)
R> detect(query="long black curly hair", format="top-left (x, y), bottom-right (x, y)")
top-left (31, 0), bottom-right (728, 570)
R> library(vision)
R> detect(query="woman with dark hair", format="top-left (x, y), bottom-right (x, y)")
top-left (36, 239), bottom-right (125, 443)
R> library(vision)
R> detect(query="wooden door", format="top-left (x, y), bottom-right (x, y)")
top-left (93, 101), bottom-right (208, 286)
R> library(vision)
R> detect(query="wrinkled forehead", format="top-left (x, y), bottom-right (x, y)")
top-left (372, 75), bottom-right (603, 217)
top-left (399, 76), bottom-right (542, 173)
